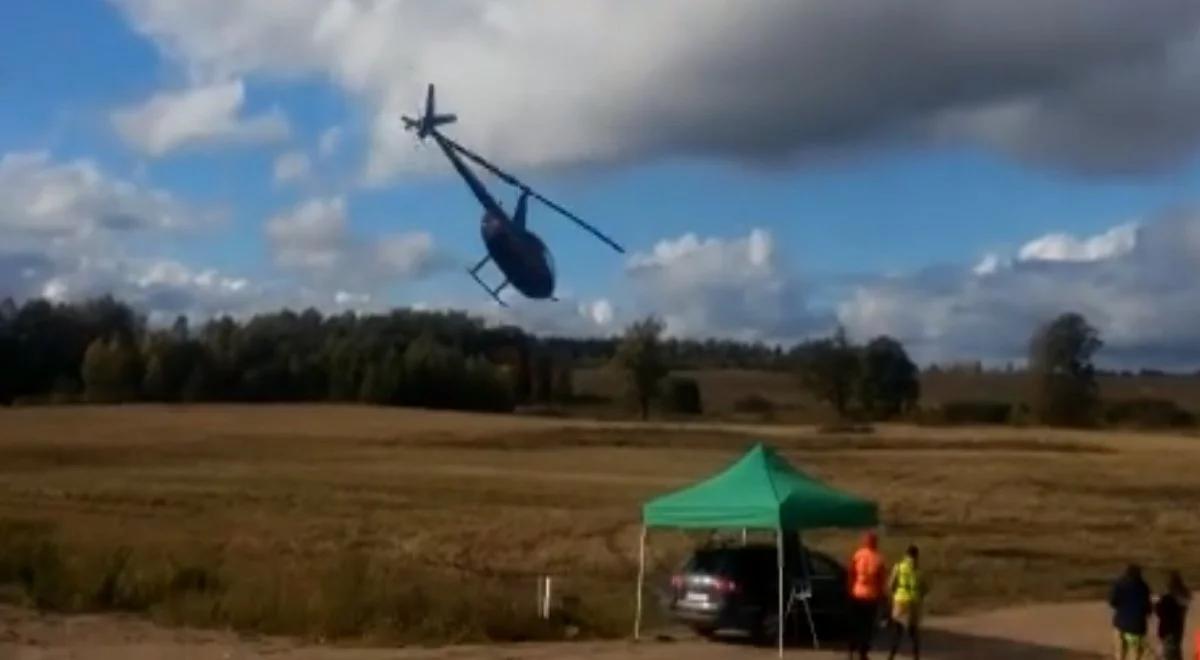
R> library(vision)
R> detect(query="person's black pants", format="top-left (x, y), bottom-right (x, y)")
top-left (1161, 634), bottom-right (1182, 660)
top-left (847, 598), bottom-right (880, 658)
top-left (888, 617), bottom-right (920, 660)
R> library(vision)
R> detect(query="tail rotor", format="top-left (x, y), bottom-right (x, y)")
top-left (402, 83), bottom-right (457, 141)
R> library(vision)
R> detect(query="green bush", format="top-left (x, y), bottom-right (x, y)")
top-left (461, 357), bottom-right (516, 413)
top-left (939, 400), bottom-right (1013, 425)
top-left (1104, 398), bottom-right (1196, 429)
top-left (1008, 403), bottom-right (1034, 427)
top-left (401, 334), bottom-right (515, 413)
top-left (0, 519), bottom-right (67, 609)
top-left (733, 394), bottom-right (774, 415)
top-left (663, 377), bottom-right (702, 415)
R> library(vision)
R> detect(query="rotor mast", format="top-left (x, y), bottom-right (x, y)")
top-left (434, 134), bottom-right (625, 254)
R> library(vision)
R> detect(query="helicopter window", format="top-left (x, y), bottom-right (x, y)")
top-left (543, 242), bottom-right (556, 276)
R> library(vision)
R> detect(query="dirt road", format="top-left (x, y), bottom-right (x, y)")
top-left (3, 600), bottom-right (1197, 660)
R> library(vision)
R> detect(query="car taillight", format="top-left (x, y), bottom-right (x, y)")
top-left (713, 577), bottom-right (738, 594)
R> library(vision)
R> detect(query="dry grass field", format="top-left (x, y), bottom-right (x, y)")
top-left (1, 405), bottom-right (1198, 647)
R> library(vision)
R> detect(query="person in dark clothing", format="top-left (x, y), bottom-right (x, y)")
top-left (1155, 571), bottom-right (1190, 660)
top-left (1109, 564), bottom-right (1153, 660)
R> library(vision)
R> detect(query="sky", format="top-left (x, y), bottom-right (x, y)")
top-left (4, 1), bottom-right (1200, 367)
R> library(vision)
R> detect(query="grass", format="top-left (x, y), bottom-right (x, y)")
top-left (1, 404), bottom-right (1199, 645)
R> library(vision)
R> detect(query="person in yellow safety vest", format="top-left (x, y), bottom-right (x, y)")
top-left (888, 545), bottom-right (924, 660)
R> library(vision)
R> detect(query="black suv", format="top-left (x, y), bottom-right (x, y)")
top-left (664, 541), bottom-right (849, 644)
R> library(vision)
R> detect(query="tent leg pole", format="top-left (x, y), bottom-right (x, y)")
top-left (777, 527), bottom-right (784, 658)
top-left (741, 528), bottom-right (747, 545)
top-left (798, 533), bottom-right (819, 650)
top-left (634, 525), bottom-right (646, 640)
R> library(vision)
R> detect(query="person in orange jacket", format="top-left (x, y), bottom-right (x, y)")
top-left (846, 531), bottom-right (887, 660)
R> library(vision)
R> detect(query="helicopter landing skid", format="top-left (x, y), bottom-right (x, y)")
top-left (468, 258), bottom-right (508, 306)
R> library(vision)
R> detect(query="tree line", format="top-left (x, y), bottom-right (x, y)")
top-left (1, 296), bottom-right (1193, 428)
top-left (610, 311), bottom-right (1195, 428)
top-left (0, 295), bottom-right (906, 412)
top-left (0, 297), bottom-right (559, 411)
top-left (611, 317), bottom-right (921, 421)
top-left (0, 296), bottom-right (799, 412)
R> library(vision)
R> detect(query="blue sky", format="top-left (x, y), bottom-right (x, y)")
top-left (4, 1), bottom-right (1200, 366)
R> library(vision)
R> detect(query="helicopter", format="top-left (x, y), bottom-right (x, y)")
top-left (402, 84), bottom-right (624, 306)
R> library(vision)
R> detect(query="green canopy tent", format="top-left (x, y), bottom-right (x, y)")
top-left (634, 443), bottom-right (878, 656)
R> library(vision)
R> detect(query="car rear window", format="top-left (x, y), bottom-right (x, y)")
top-left (684, 545), bottom-right (844, 580)
top-left (685, 550), bottom-right (733, 574)
top-left (685, 547), bottom-right (775, 577)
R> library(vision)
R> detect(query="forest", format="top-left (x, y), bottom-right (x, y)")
top-left (0, 296), bottom-right (792, 411)
top-left (2, 296), bottom-right (1198, 430)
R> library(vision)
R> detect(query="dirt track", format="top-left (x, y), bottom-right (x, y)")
top-left (3, 600), bottom-right (1197, 660)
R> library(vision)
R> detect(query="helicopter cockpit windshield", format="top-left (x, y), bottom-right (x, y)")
top-left (543, 241), bottom-right (556, 279)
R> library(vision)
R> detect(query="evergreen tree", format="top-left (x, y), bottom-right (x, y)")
top-left (553, 364), bottom-right (574, 404)
top-left (180, 362), bottom-right (210, 402)
top-left (142, 354), bottom-right (168, 401)
top-left (82, 337), bottom-right (140, 402)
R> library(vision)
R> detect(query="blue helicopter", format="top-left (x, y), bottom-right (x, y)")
top-left (403, 84), bottom-right (624, 305)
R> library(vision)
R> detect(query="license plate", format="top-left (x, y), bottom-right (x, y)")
top-left (684, 591), bottom-right (708, 603)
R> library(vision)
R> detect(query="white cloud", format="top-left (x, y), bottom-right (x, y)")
top-left (626, 228), bottom-right (827, 342)
top-left (0, 151), bottom-right (206, 238)
top-left (839, 211), bottom-right (1200, 368)
top-left (0, 150), bottom-right (444, 324)
top-left (3, 241), bottom-right (378, 326)
top-left (266, 196), bottom-right (348, 272)
top-left (6, 252), bottom-right (268, 322)
top-left (584, 298), bottom-right (614, 326)
top-left (113, 1), bottom-right (1200, 179)
top-left (334, 290), bottom-right (371, 306)
top-left (112, 79), bottom-right (289, 156)
top-left (266, 196), bottom-right (441, 287)
top-left (0, 149), bottom-right (278, 322)
top-left (125, 259), bottom-right (257, 317)
top-left (41, 277), bottom-right (69, 303)
top-left (273, 150), bottom-right (312, 184)
top-left (318, 126), bottom-right (344, 158)
top-left (376, 233), bottom-right (437, 278)
top-left (1017, 222), bottom-right (1139, 263)
top-left (972, 253), bottom-right (1003, 276)
top-left (474, 295), bottom-right (618, 338)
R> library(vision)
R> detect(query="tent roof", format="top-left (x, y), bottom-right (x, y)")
top-left (642, 443), bottom-right (878, 531)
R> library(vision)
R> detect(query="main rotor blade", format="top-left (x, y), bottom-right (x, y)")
top-left (435, 132), bottom-right (625, 254)
top-left (528, 188), bottom-right (626, 254)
